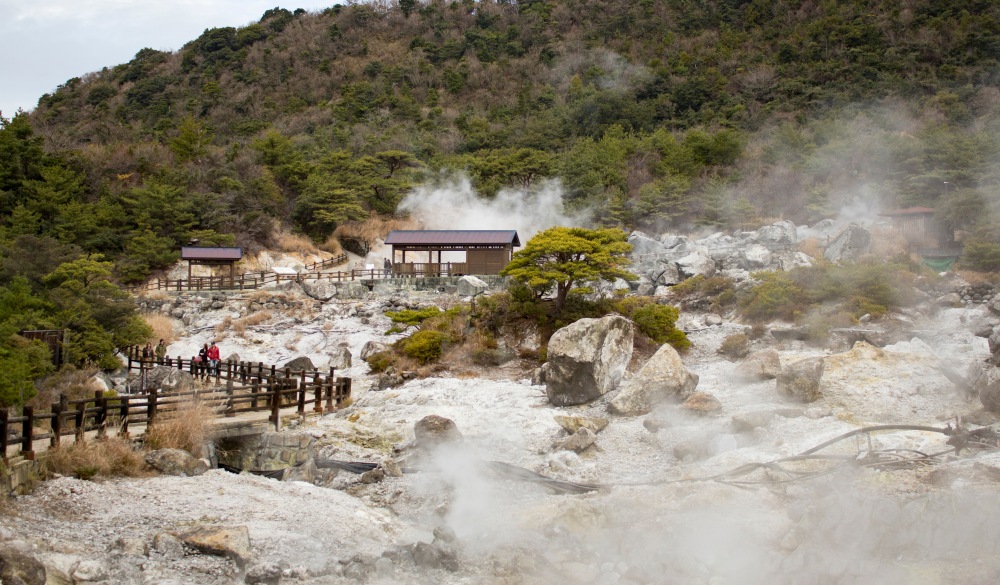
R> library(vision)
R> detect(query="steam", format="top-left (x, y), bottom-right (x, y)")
top-left (397, 173), bottom-right (589, 241)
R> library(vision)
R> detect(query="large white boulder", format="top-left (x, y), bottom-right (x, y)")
top-left (545, 316), bottom-right (634, 406)
top-left (609, 343), bottom-right (699, 415)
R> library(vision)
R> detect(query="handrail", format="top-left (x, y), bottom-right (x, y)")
top-left (1, 351), bottom-right (352, 461)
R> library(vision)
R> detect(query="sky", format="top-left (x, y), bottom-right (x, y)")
top-left (0, 1), bottom-right (338, 118)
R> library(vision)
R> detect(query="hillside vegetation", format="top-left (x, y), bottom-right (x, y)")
top-left (1, 0), bottom-right (1000, 393)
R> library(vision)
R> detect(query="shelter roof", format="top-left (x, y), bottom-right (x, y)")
top-left (385, 230), bottom-right (521, 247)
top-left (879, 207), bottom-right (936, 216)
top-left (181, 246), bottom-right (243, 261)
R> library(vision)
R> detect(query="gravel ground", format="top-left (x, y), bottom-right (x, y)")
top-left (4, 294), bottom-right (1000, 584)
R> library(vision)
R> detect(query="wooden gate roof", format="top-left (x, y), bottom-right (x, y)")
top-left (385, 230), bottom-right (520, 247)
top-left (181, 247), bottom-right (243, 261)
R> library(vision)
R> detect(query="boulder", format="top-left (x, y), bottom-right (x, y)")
top-left (731, 411), bottom-right (774, 432)
top-left (128, 366), bottom-right (195, 393)
top-left (609, 343), bottom-right (699, 416)
top-left (360, 341), bottom-right (388, 361)
top-left (739, 244), bottom-right (772, 269)
top-left (175, 526), bottom-right (251, 565)
top-left (282, 356), bottom-right (316, 372)
top-left (824, 223), bottom-right (871, 262)
top-left (413, 415), bottom-right (464, 449)
top-left (935, 292), bottom-right (963, 308)
top-left (301, 280), bottom-right (339, 301)
top-left (628, 232), bottom-right (670, 257)
top-left (776, 357), bottom-right (825, 402)
top-left (553, 415), bottom-right (609, 435)
top-left (675, 248), bottom-right (716, 279)
top-left (681, 391), bottom-right (722, 415)
top-left (339, 282), bottom-right (369, 299)
top-left (545, 316), bottom-right (635, 406)
top-left (0, 547), bottom-right (46, 585)
top-left (735, 350), bottom-right (781, 381)
top-left (557, 428), bottom-right (597, 452)
top-left (457, 275), bottom-right (489, 297)
top-left (145, 449), bottom-right (210, 477)
top-left (225, 352), bottom-right (240, 364)
top-left (328, 344), bottom-right (352, 370)
top-left (980, 377), bottom-right (1000, 414)
top-left (753, 220), bottom-right (798, 247)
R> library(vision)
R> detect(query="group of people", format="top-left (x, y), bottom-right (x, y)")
top-left (196, 341), bottom-right (222, 375)
top-left (141, 339), bottom-right (168, 363)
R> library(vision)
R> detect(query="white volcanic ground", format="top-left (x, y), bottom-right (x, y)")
top-left (4, 291), bottom-right (1000, 585)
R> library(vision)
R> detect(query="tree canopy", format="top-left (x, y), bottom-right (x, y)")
top-left (501, 227), bottom-right (635, 313)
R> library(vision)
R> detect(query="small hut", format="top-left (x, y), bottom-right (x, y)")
top-left (879, 207), bottom-right (953, 250)
top-left (384, 230), bottom-right (520, 276)
top-left (180, 247), bottom-right (243, 280)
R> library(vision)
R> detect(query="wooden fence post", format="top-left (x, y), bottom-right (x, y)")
top-left (251, 378), bottom-right (260, 410)
top-left (147, 387), bottom-right (158, 427)
top-left (225, 378), bottom-right (235, 417)
top-left (297, 378), bottom-right (306, 415)
top-left (0, 408), bottom-right (8, 463)
top-left (50, 399), bottom-right (62, 449)
top-left (21, 406), bottom-right (34, 460)
top-left (95, 391), bottom-right (107, 439)
top-left (118, 396), bottom-right (130, 438)
top-left (269, 377), bottom-right (280, 432)
top-left (75, 402), bottom-right (85, 443)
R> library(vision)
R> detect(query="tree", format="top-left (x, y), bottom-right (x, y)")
top-left (501, 227), bottom-right (635, 313)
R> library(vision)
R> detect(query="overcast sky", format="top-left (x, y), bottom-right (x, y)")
top-left (0, 1), bottom-right (337, 118)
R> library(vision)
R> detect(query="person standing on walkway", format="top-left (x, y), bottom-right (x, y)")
top-left (155, 339), bottom-right (167, 364)
top-left (208, 341), bottom-right (221, 376)
top-left (198, 343), bottom-right (209, 377)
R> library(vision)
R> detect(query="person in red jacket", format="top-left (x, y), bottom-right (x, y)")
top-left (207, 341), bottom-right (221, 375)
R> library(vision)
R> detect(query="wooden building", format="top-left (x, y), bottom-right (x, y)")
top-left (384, 230), bottom-right (520, 276)
top-left (879, 207), bottom-right (953, 250)
top-left (181, 247), bottom-right (243, 280)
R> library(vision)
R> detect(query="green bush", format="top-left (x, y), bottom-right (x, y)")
top-left (614, 297), bottom-right (690, 350)
top-left (365, 351), bottom-right (393, 372)
top-left (738, 271), bottom-right (808, 322)
top-left (717, 333), bottom-right (750, 359)
top-left (399, 330), bottom-right (448, 364)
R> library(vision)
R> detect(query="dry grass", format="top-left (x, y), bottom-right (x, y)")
top-left (217, 311), bottom-right (273, 338)
top-left (333, 214), bottom-right (417, 246)
top-left (798, 237), bottom-right (825, 260)
top-left (43, 438), bottom-right (149, 480)
top-left (141, 290), bottom-right (171, 301)
top-left (143, 399), bottom-right (213, 457)
top-left (955, 270), bottom-right (1000, 285)
top-left (275, 229), bottom-right (320, 255)
top-left (144, 313), bottom-right (179, 345)
top-left (319, 235), bottom-right (344, 255)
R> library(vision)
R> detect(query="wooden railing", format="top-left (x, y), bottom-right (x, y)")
top-left (1, 353), bottom-right (352, 462)
top-left (137, 253), bottom-right (351, 292)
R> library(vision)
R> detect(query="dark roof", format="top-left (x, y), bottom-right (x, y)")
top-left (181, 247), bottom-right (243, 261)
top-left (880, 207), bottom-right (936, 216)
top-left (385, 230), bottom-right (520, 247)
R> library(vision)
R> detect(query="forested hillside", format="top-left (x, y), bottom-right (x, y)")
top-left (2, 0), bottom-right (1000, 384)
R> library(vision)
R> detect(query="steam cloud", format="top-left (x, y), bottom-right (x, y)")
top-left (397, 173), bottom-right (589, 240)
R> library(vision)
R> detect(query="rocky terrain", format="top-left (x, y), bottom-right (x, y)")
top-left (4, 226), bottom-right (1000, 585)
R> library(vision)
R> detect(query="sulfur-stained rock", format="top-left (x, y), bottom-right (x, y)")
top-left (609, 343), bottom-right (699, 416)
top-left (776, 357), bottom-right (825, 402)
top-left (545, 316), bottom-right (634, 406)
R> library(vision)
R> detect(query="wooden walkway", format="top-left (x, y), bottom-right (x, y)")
top-left (137, 254), bottom-right (479, 292)
top-left (1, 351), bottom-right (351, 462)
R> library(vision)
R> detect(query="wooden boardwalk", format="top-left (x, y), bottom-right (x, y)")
top-left (2, 352), bottom-right (351, 462)
top-left (137, 253), bottom-right (481, 292)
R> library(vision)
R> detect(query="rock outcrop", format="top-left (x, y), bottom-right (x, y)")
top-left (457, 275), bottom-right (489, 297)
top-left (282, 356), bottom-right (316, 372)
top-left (609, 343), bottom-right (699, 415)
top-left (145, 449), bottom-right (209, 477)
top-left (824, 223), bottom-right (872, 263)
top-left (736, 350), bottom-right (782, 381)
top-left (327, 344), bottom-right (352, 370)
top-left (776, 357), bottom-right (825, 402)
top-left (545, 316), bottom-right (634, 406)
top-left (126, 366), bottom-right (195, 393)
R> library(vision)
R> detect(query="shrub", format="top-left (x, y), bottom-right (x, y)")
top-left (718, 333), bottom-right (750, 359)
top-left (365, 351), bottom-right (393, 372)
top-left (143, 399), bottom-right (213, 456)
top-left (614, 297), bottom-right (690, 350)
top-left (386, 307), bottom-right (443, 326)
top-left (44, 438), bottom-right (148, 480)
top-left (738, 271), bottom-right (808, 322)
top-left (399, 330), bottom-right (448, 364)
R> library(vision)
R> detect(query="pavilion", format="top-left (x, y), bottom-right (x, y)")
top-left (384, 230), bottom-right (520, 276)
top-left (180, 246), bottom-right (243, 280)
